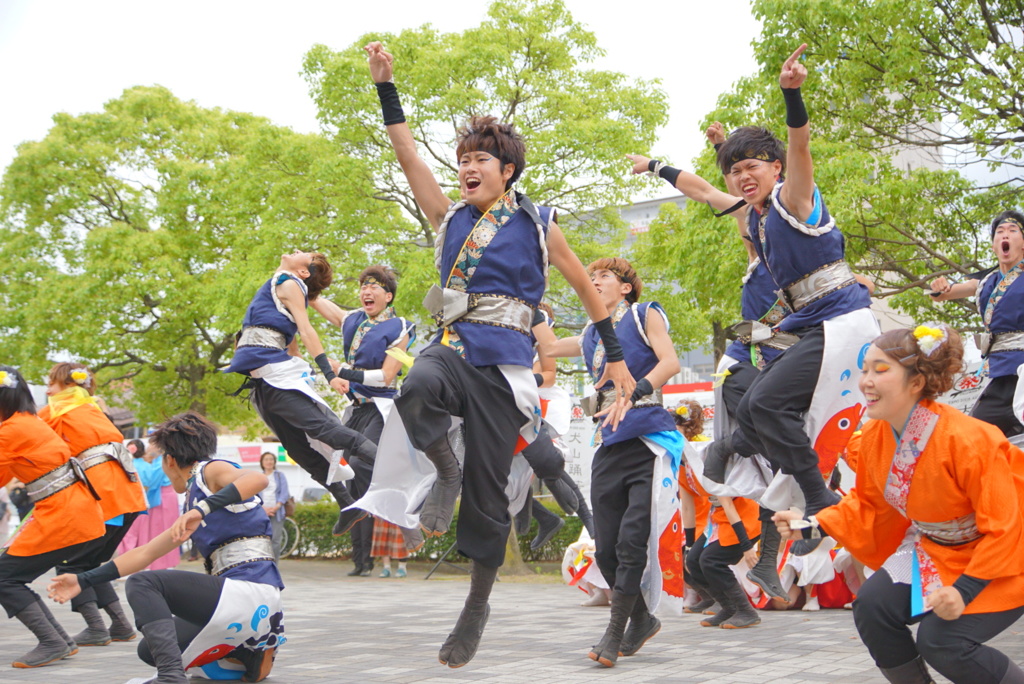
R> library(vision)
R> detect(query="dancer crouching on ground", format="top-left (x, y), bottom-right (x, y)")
top-left (42, 362), bottom-right (147, 646)
top-left (49, 412), bottom-right (284, 683)
top-left (225, 250), bottom-right (376, 537)
top-left (0, 365), bottom-right (105, 668)
top-left (776, 326), bottom-right (1024, 684)
top-left (542, 258), bottom-right (681, 667)
top-left (365, 42), bottom-right (633, 668)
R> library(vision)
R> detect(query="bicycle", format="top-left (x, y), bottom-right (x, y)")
top-left (280, 516), bottom-right (301, 558)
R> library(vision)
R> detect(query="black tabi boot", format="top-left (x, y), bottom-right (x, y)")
top-left (529, 500), bottom-right (565, 551)
top-left (36, 598), bottom-right (78, 654)
top-left (419, 434), bottom-right (462, 537)
top-left (746, 511), bottom-right (790, 603)
top-left (438, 561), bottom-right (496, 668)
top-left (618, 594), bottom-right (661, 657)
top-left (226, 644), bottom-right (278, 683)
top-left (328, 481), bottom-right (367, 537)
top-left (514, 499), bottom-right (532, 536)
top-left (683, 575), bottom-right (716, 614)
top-left (72, 601), bottom-right (112, 646)
top-left (701, 437), bottom-right (733, 485)
top-left (589, 590), bottom-right (637, 667)
top-left (11, 601), bottom-right (74, 668)
top-left (699, 585), bottom-right (736, 627)
top-left (543, 474), bottom-right (579, 515)
top-left (790, 467), bottom-right (841, 556)
top-left (575, 492), bottom-right (596, 538)
top-left (103, 598), bottom-right (137, 641)
top-left (138, 618), bottom-right (189, 683)
top-left (879, 656), bottom-right (935, 684)
top-left (720, 582), bottom-right (761, 629)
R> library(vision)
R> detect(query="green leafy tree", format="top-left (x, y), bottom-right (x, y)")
top-left (301, 0), bottom-right (667, 332)
top-left (638, 0), bottom-right (1023, 346)
top-left (0, 85), bottom-right (402, 427)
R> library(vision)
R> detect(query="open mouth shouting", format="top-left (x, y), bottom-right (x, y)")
top-left (464, 177), bottom-right (482, 191)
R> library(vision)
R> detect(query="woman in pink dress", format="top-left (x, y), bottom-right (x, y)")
top-left (116, 440), bottom-right (180, 571)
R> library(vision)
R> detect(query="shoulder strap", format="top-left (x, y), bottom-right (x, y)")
top-left (516, 193), bottom-right (550, 282)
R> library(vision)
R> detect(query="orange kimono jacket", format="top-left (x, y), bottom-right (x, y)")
top-left (680, 464), bottom-right (760, 547)
top-left (0, 412), bottom-right (105, 556)
top-left (817, 400), bottom-right (1024, 615)
top-left (40, 401), bottom-right (146, 521)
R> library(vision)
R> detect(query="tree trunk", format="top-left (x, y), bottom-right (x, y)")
top-left (503, 528), bottom-right (530, 576)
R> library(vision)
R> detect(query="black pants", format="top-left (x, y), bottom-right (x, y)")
top-left (971, 374), bottom-right (1024, 438)
top-left (591, 438), bottom-right (654, 595)
top-left (57, 513), bottom-right (141, 610)
top-left (853, 569), bottom-right (1023, 683)
top-left (251, 382), bottom-right (372, 494)
top-left (395, 344), bottom-right (526, 568)
top-left (685, 533), bottom-right (747, 594)
top-left (127, 570), bottom-right (222, 664)
top-left (0, 539), bottom-right (98, 617)
top-left (345, 403), bottom-right (384, 568)
top-left (721, 359), bottom-right (760, 418)
top-left (732, 326), bottom-right (826, 476)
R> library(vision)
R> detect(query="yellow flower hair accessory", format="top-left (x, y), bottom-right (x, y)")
top-left (70, 369), bottom-right (91, 388)
top-left (913, 324), bottom-right (947, 356)
top-left (0, 370), bottom-right (15, 388)
top-left (675, 405), bottom-right (690, 418)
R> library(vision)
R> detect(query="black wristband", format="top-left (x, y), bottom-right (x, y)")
top-left (593, 317), bottom-right (624, 362)
top-left (952, 574), bottom-right (991, 607)
top-left (336, 367), bottom-right (364, 383)
top-left (782, 87), bottom-right (809, 128)
top-left (532, 308), bottom-right (546, 327)
top-left (630, 378), bottom-right (653, 404)
top-left (314, 353), bottom-right (337, 382)
top-left (731, 521), bottom-right (754, 552)
top-left (713, 142), bottom-right (723, 151)
top-left (533, 373), bottom-right (545, 387)
top-left (77, 560), bottom-right (121, 590)
top-left (684, 527), bottom-right (696, 548)
top-left (646, 159), bottom-right (682, 188)
top-left (374, 81), bottom-right (406, 126)
top-left (192, 483), bottom-right (243, 519)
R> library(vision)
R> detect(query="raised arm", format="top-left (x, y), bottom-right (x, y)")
top-left (310, 295), bottom-right (351, 328)
top-left (626, 154), bottom-right (741, 213)
top-left (365, 42), bottom-right (451, 229)
top-left (706, 123), bottom-right (753, 243)
top-left (929, 276), bottom-right (980, 302)
top-left (777, 44), bottom-right (815, 222)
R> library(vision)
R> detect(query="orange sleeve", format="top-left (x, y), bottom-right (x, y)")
top-left (816, 424), bottom-right (909, 569)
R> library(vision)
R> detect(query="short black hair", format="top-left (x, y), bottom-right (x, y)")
top-left (149, 411), bottom-right (218, 468)
top-left (990, 210), bottom-right (1024, 238)
top-left (717, 126), bottom-right (787, 176)
top-left (455, 116), bottom-right (526, 190)
top-left (0, 366), bottom-right (37, 421)
top-left (359, 264), bottom-right (398, 299)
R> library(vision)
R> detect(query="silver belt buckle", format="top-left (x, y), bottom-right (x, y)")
top-left (423, 285), bottom-right (470, 328)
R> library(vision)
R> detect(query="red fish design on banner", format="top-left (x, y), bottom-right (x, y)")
top-left (657, 509), bottom-right (684, 598)
top-left (813, 403), bottom-right (863, 475)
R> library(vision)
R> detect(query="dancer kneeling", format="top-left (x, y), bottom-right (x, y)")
top-left (49, 412), bottom-right (284, 684)
top-left (776, 326), bottom-right (1024, 684)
top-left (542, 258), bottom-right (682, 667)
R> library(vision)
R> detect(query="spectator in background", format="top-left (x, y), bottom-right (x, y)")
top-left (116, 441), bottom-right (180, 572)
top-left (260, 451), bottom-right (290, 561)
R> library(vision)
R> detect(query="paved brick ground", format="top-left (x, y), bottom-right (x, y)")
top-left (2, 558), bottom-right (1022, 683)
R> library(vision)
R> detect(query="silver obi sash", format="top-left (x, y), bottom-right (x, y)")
top-left (915, 512), bottom-right (982, 547)
top-left (238, 326), bottom-right (287, 350)
top-left (77, 442), bottom-right (139, 483)
top-left (782, 260), bottom-right (856, 312)
top-left (975, 330), bottom-right (1024, 357)
top-left (209, 536), bottom-right (275, 576)
top-left (728, 320), bottom-right (800, 351)
top-left (422, 285), bottom-right (533, 336)
top-left (25, 458), bottom-right (95, 504)
top-left (581, 386), bottom-right (664, 417)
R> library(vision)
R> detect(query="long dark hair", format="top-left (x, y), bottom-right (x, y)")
top-left (0, 366), bottom-right (37, 421)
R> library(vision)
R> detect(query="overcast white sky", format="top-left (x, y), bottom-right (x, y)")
top-left (0, 0), bottom-right (761, 194)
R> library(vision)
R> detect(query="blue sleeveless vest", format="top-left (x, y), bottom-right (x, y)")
top-left (226, 274), bottom-right (307, 374)
top-left (342, 310), bottom-right (414, 399)
top-left (433, 202), bottom-right (551, 368)
top-left (725, 261), bottom-right (790, 365)
top-left (977, 269), bottom-right (1024, 378)
top-left (582, 302), bottom-right (677, 446)
top-left (748, 185), bottom-right (870, 331)
top-left (186, 460), bottom-right (284, 589)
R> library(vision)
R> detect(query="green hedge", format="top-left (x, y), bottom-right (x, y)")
top-left (291, 498), bottom-right (583, 562)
